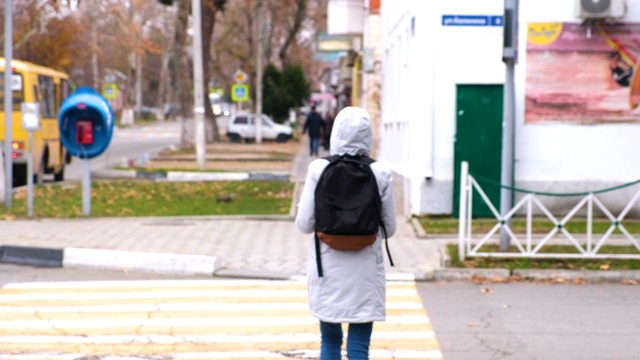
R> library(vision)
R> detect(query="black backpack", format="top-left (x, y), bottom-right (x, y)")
top-left (313, 154), bottom-right (393, 277)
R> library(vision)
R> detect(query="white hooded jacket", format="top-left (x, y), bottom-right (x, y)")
top-left (295, 107), bottom-right (396, 323)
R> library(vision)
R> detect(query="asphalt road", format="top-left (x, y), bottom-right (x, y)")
top-left (417, 280), bottom-right (640, 360)
top-left (64, 120), bottom-right (182, 181)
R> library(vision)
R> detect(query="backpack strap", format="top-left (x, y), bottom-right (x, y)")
top-left (324, 154), bottom-right (375, 164)
top-left (360, 155), bottom-right (394, 266)
top-left (314, 232), bottom-right (324, 277)
top-left (314, 155), bottom-right (340, 278)
top-left (381, 221), bottom-right (394, 267)
top-left (322, 154), bottom-right (341, 164)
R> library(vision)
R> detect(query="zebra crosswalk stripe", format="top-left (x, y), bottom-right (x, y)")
top-left (0, 279), bottom-right (443, 359)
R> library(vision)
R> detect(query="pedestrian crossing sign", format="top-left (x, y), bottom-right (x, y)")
top-left (231, 84), bottom-right (249, 102)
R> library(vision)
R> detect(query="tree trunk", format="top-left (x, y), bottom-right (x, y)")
top-left (278, 0), bottom-right (307, 67)
top-left (121, 52), bottom-right (137, 126)
top-left (169, 0), bottom-right (192, 148)
top-left (135, 50), bottom-right (143, 115)
top-left (202, 0), bottom-right (220, 142)
top-left (121, 3), bottom-right (137, 127)
top-left (265, 4), bottom-right (274, 62)
top-left (156, 52), bottom-right (169, 121)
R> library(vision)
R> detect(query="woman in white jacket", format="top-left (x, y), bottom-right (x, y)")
top-left (295, 106), bottom-right (397, 359)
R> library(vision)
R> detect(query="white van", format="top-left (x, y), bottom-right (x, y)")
top-left (226, 113), bottom-right (293, 143)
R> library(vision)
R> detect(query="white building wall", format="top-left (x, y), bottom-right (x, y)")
top-left (328, 0), bottom-right (365, 35)
top-left (381, 0), bottom-right (640, 216)
top-left (363, 13), bottom-right (382, 153)
top-left (381, 0), bottom-right (503, 215)
top-left (381, 3), bottom-right (417, 215)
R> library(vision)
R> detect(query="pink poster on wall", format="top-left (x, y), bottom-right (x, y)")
top-left (526, 22), bottom-right (640, 124)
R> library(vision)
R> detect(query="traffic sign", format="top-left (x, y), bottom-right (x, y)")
top-left (234, 69), bottom-right (249, 84)
top-left (231, 84), bottom-right (249, 102)
top-left (102, 83), bottom-right (117, 99)
top-left (21, 102), bottom-right (40, 130)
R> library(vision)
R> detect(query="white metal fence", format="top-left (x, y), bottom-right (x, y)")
top-left (457, 161), bottom-right (640, 262)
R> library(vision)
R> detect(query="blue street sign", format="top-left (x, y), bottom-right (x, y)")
top-left (442, 15), bottom-right (504, 27)
top-left (491, 16), bottom-right (503, 26)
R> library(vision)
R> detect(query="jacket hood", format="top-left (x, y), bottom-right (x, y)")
top-left (329, 107), bottom-right (372, 156)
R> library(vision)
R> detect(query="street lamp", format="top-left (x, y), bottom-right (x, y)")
top-left (192, 0), bottom-right (206, 170)
top-left (4, 0), bottom-right (13, 208)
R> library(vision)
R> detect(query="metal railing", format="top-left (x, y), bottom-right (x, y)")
top-left (457, 161), bottom-right (640, 261)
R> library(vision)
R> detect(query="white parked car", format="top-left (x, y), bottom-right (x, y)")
top-left (226, 113), bottom-right (293, 143)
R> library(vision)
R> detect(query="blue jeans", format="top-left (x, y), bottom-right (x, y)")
top-left (320, 321), bottom-right (373, 360)
top-left (309, 136), bottom-right (321, 156)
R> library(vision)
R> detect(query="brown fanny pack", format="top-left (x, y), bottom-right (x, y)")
top-left (317, 232), bottom-right (377, 251)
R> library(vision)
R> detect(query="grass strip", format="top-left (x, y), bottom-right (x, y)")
top-left (448, 244), bottom-right (640, 271)
top-left (418, 216), bottom-right (640, 235)
top-left (3, 180), bottom-right (294, 219)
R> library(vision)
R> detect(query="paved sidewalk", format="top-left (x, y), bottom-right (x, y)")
top-left (0, 138), bottom-right (449, 280)
top-left (0, 215), bottom-right (447, 280)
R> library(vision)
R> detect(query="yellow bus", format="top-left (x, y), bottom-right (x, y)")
top-left (0, 58), bottom-right (72, 187)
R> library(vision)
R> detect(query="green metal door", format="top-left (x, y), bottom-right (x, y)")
top-left (452, 84), bottom-right (503, 218)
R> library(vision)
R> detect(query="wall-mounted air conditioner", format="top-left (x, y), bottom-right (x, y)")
top-left (576, 0), bottom-right (626, 19)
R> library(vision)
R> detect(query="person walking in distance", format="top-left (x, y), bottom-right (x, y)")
top-left (322, 111), bottom-right (334, 151)
top-left (303, 105), bottom-right (325, 156)
top-left (295, 107), bottom-right (397, 359)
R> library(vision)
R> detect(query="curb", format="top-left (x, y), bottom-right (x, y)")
top-left (0, 245), bottom-right (219, 277)
top-left (0, 244), bottom-right (427, 282)
top-left (513, 269), bottom-right (640, 282)
top-left (0, 245), bottom-right (63, 268)
top-left (4, 245), bottom-right (640, 283)
top-left (435, 268), bottom-right (511, 281)
top-left (433, 267), bottom-right (640, 283)
top-left (92, 169), bottom-right (291, 182)
top-left (215, 269), bottom-right (300, 281)
top-left (410, 217), bottom-right (428, 239)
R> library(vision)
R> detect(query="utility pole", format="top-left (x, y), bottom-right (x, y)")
top-left (255, 0), bottom-right (264, 144)
top-left (192, 0), bottom-right (206, 169)
top-left (4, 0), bottom-right (13, 208)
top-left (90, 0), bottom-right (99, 89)
top-left (136, 50), bottom-right (143, 115)
top-left (500, 0), bottom-right (518, 251)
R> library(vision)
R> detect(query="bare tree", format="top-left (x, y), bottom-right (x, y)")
top-left (276, 0), bottom-right (307, 67)
top-left (209, 0), bottom-right (326, 111)
top-left (167, 0), bottom-right (193, 147)
top-left (201, 0), bottom-right (227, 142)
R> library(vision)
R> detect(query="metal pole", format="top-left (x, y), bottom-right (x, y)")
top-left (4, 0), bottom-right (13, 208)
top-left (90, 0), bottom-right (99, 89)
top-left (27, 130), bottom-right (33, 217)
top-left (500, 57), bottom-right (515, 251)
top-left (458, 161), bottom-right (469, 262)
top-left (192, 0), bottom-right (206, 170)
top-left (361, 4), bottom-right (369, 111)
top-left (82, 158), bottom-right (91, 216)
top-left (255, 0), bottom-right (263, 144)
top-left (500, 0), bottom-right (518, 251)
